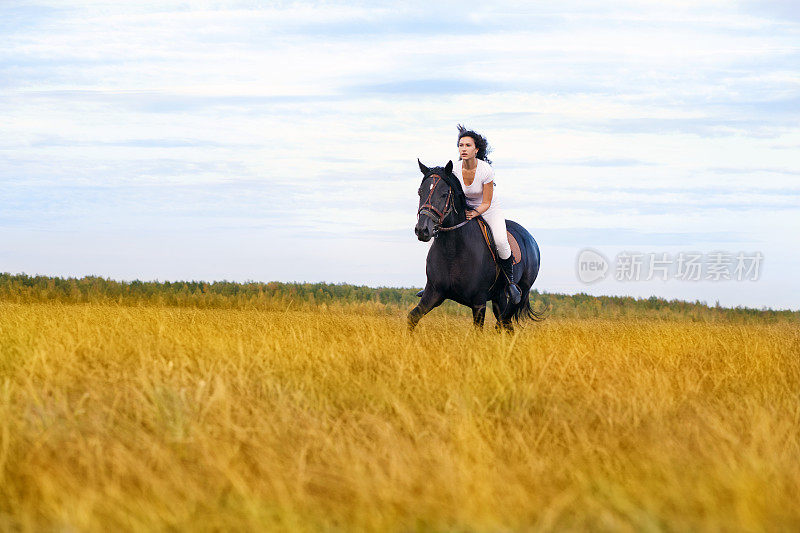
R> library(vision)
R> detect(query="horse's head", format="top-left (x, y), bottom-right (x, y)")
top-left (415, 159), bottom-right (466, 241)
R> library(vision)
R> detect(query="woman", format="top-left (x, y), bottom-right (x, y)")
top-left (452, 124), bottom-right (521, 304)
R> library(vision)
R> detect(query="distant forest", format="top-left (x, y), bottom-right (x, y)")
top-left (1, 273), bottom-right (797, 322)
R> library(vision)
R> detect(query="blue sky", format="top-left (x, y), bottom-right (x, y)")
top-left (1, 1), bottom-right (799, 310)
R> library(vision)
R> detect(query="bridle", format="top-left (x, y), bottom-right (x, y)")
top-left (417, 174), bottom-right (452, 227)
top-left (417, 172), bottom-right (471, 235)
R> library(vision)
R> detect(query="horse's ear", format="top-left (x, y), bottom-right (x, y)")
top-left (418, 159), bottom-right (430, 174)
top-left (445, 160), bottom-right (453, 175)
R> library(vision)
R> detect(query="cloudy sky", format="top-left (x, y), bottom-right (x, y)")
top-left (2, 1), bottom-right (798, 310)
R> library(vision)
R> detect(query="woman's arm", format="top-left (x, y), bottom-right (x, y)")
top-left (466, 182), bottom-right (494, 220)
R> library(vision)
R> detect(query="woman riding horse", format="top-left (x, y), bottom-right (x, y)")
top-left (453, 124), bottom-right (520, 304)
top-left (418, 125), bottom-right (521, 304)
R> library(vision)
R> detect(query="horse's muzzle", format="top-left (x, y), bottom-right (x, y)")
top-left (415, 226), bottom-right (432, 242)
top-left (415, 216), bottom-right (435, 242)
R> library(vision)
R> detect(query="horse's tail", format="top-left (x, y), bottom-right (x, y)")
top-left (512, 292), bottom-right (550, 323)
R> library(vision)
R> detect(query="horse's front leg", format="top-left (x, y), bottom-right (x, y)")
top-left (407, 289), bottom-right (444, 331)
top-left (472, 304), bottom-right (486, 329)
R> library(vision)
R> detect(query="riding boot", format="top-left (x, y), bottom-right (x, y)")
top-left (499, 256), bottom-right (521, 305)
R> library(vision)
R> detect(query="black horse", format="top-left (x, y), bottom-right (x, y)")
top-left (409, 160), bottom-right (545, 331)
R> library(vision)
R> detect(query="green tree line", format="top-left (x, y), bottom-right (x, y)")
top-left (1, 272), bottom-right (797, 322)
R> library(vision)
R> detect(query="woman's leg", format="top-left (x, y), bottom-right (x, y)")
top-left (482, 208), bottom-right (520, 304)
top-left (482, 209), bottom-right (511, 260)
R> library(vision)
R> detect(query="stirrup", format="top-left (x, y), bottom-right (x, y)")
top-left (507, 283), bottom-right (521, 305)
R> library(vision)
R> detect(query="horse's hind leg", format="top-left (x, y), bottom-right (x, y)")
top-left (472, 304), bottom-right (486, 329)
top-left (500, 305), bottom-right (515, 332)
top-left (491, 299), bottom-right (514, 332)
top-left (491, 300), bottom-right (502, 331)
top-left (407, 290), bottom-right (444, 331)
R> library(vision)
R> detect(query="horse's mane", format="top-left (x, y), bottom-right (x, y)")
top-left (422, 166), bottom-right (467, 216)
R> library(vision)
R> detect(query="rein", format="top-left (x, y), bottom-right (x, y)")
top-left (437, 219), bottom-right (471, 232)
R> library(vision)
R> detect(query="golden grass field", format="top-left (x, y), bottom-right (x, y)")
top-left (1, 301), bottom-right (799, 531)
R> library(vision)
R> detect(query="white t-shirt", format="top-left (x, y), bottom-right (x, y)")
top-left (452, 158), bottom-right (500, 213)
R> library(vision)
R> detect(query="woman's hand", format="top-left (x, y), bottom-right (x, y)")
top-left (466, 210), bottom-right (479, 220)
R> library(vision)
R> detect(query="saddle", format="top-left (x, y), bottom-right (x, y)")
top-left (476, 217), bottom-right (522, 265)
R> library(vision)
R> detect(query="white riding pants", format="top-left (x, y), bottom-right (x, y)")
top-left (481, 208), bottom-right (511, 260)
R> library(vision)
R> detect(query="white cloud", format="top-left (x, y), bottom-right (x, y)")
top-left (1, 1), bottom-right (798, 308)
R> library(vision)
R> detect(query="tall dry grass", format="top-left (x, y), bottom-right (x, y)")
top-left (1, 301), bottom-right (798, 531)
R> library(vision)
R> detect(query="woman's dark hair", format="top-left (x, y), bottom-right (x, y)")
top-left (457, 124), bottom-right (492, 165)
